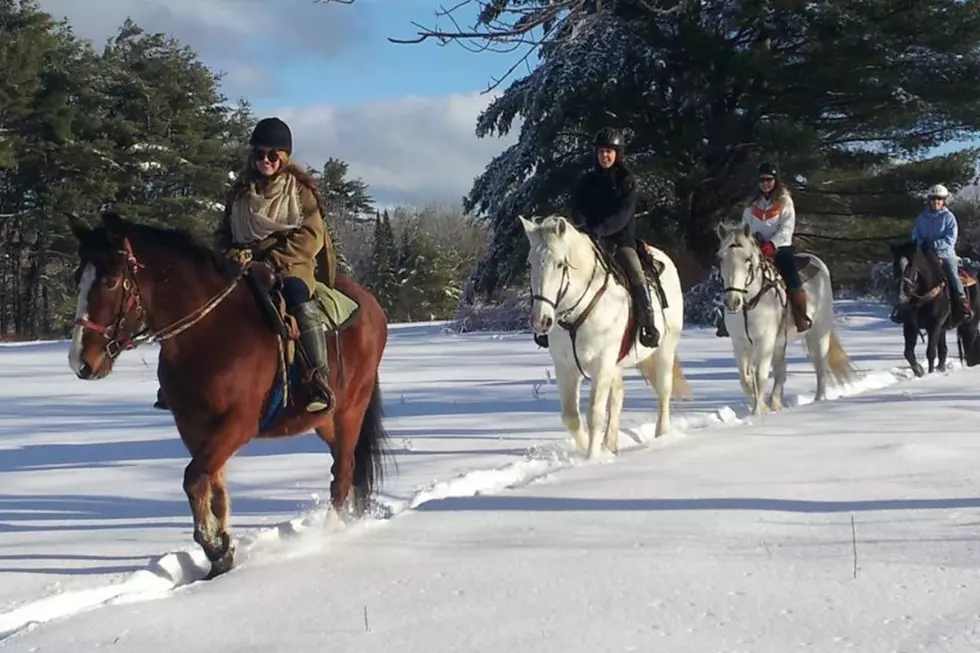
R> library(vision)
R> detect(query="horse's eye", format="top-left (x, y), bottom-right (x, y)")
top-left (104, 275), bottom-right (120, 290)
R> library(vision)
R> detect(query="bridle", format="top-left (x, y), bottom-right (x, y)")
top-left (529, 243), bottom-right (613, 378)
top-left (75, 237), bottom-right (240, 362)
top-left (720, 240), bottom-right (785, 344)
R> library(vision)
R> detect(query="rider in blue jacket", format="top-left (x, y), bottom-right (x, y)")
top-left (911, 184), bottom-right (972, 323)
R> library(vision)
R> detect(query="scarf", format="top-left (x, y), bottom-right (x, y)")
top-left (228, 171), bottom-right (304, 244)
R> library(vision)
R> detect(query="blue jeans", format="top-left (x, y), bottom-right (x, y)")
top-left (940, 256), bottom-right (966, 300)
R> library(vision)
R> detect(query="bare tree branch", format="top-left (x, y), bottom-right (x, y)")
top-left (315, 0), bottom-right (690, 91)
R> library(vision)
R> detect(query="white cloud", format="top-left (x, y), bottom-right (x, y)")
top-left (38, 0), bottom-right (368, 97)
top-left (36, 0), bottom-right (519, 206)
top-left (276, 93), bottom-right (518, 206)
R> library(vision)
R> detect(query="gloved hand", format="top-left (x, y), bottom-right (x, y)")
top-left (225, 247), bottom-right (253, 268)
top-left (759, 240), bottom-right (776, 258)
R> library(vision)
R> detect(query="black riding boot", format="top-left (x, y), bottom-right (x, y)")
top-left (616, 246), bottom-right (660, 348)
top-left (153, 387), bottom-right (168, 410)
top-left (632, 283), bottom-right (661, 348)
top-left (533, 333), bottom-right (549, 348)
top-left (715, 313), bottom-right (729, 337)
top-left (293, 301), bottom-right (334, 413)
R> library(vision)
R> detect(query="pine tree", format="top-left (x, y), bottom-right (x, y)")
top-left (369, 210), bottom-right (398, 314)
top-left (458, 0), bottom-right (980, 300)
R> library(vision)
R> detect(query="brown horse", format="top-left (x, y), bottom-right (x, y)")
top-left (67, 211), bottom-right (392, 579)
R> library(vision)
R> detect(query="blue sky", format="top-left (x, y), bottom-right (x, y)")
top-left (39, 0), bottom-right (522, 206)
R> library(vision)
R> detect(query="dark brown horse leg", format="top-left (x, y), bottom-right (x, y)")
top-left (183, 428), bottom-right (247, 578)
top-left (937, 330), bottom-right (948, 372)
top-left (903, 320), bottom-right (924, 377)
top-left (925, 326), bottom-right (941, 374)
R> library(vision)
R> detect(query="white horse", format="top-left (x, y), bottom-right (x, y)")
top-left (520, 215), bottom-right (689, 459)
top-left (717, 221), bottom-right (858, 413)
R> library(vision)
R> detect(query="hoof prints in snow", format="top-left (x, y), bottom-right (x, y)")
top-left (0, 359), bottom-right (950, 641)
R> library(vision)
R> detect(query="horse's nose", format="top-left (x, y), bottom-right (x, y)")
top-left (77, 362), bottom-right (92, 380)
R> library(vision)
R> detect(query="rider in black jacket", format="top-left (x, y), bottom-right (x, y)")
top-left (571, 128), bottom-right (659, 348)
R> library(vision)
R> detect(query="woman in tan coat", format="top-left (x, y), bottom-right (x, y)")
top-left (154, 117), bottom-right (336, 413)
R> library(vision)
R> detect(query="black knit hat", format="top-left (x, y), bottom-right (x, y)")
top-left (250, 117), bottom-right (292, 154)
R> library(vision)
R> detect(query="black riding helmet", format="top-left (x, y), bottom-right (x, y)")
top-left (757, 161), bottom-right (778, 178)
top-left (250, 117), bottom-right (293, 154)
top-left (593, 127), bottom-right (625, 151)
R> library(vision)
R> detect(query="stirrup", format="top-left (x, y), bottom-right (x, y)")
top-left (305, 382), bottom-right (334, 413)
top-left (639, 324), bottom-right (660, 348)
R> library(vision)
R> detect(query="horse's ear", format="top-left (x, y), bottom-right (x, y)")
top-left (101, 211), bottom-right (125, 243)
top-left (741, 222), bottom-right (751, 238)
top-left (66, 212), bottom-right (90, 241)
top-left (715, 221), bottom-right (728, 239)
top-left (554, 216), bottom-right (567, 237)
top-left (518, 215), bottom-right (535, 233)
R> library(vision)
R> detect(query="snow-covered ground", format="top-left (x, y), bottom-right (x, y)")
top-left (3, 300), bottom-right (980, 651)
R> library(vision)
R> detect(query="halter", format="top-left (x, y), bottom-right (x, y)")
top-left (529, 241), bottom-right (613, 378)
top-left (720, 239), bottom-right (786, 344)
top-left (75, 237), bottom-right (240, 362)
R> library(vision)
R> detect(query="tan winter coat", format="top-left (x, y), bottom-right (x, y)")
top-left (214, 162), bottom-right (336, 291)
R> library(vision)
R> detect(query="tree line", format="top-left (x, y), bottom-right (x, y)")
top-left (0, 0), bottom-right (488, 339)
top-left (320, 0), bottom-right (980, 303)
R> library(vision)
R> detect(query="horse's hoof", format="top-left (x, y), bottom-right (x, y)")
top-left (938, 363), bottom-right (947, 372)
top-left (204, 545), bottom-right (236, 580)
top-left (201, 530), bottom-right (232, 563)
top-left (912, 364), bottom-right (925, 377)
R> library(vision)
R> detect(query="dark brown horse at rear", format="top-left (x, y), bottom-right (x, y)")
top-left (67, 211), bottom-right (392, 579)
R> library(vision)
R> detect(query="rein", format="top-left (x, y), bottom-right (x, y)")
top-left (530, 240), bottom-right (613, 379)
top-left (75, 237), bottom-right (240, 361)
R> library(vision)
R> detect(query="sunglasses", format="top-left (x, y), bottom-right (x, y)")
top-left (759, 176), bottom-right (775, 183)
top-left (929, 196), bottom-right (944, 201)
top-left (253, 148), bottom-right (281, 163)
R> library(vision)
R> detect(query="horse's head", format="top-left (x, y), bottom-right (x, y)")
top-left (890, 240), bottom-right (940, 308)
top-left (716, 221), bottom-right (762, 313)
top-left (519, 214), bottom-right (591, 334)
top-left (67, 211), bottom-right (147, 380)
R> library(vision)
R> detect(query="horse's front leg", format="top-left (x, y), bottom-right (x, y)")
top-left (751, 345), bottom-right (775, 416)
top-left (903, 320), bottom-right (924, 377)
top-left (768, 339), bottom-right (788, 411)
top-left (182, 426), bottom-right (246, 579)
top-left (925, 325), bottom-right (942, 374)
top-left (937, 328), bottom-right (949, 372)
top-left (586, 366), bottom-right (615, 459)
top-left (555, 362), bottom-right (587, 455)
top-left (603, 370), bottom-right (625, 454)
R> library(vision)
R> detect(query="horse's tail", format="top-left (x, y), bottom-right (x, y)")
top-left (826, 329), bottom-right (859, 386)
top-left (353, 375), bottom-right (394, 508)
top-left (672, 356), bottom-right (692, 401)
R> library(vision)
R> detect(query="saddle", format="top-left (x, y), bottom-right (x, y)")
top-left (598, 239), bottom-right (668, 308)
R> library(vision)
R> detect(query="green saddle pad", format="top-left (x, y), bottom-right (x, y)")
top-left (312, 282), bottom-right (360, 330)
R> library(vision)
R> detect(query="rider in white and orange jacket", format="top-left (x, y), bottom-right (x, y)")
top-left (717, 162), bottom-right (811, 336)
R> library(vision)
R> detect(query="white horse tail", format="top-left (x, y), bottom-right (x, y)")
top-left (638, 353), bottom-right (692, 401)
top-left (671, 356), bottom-right (692, 400)
top-left (825, 328), bottom-right (858, 385)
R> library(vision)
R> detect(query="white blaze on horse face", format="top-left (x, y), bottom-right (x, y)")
top-left (721, 238), bottom-right (749, 313)
top-left (897, 257), bottom-right (910, 304)
top-left (69, 263), bottom-right (96, 376)
top-left (528, 249), bottom-right (560, 333)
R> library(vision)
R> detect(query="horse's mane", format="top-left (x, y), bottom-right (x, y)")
top-left (117, 219), bottom-right (240, 281)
